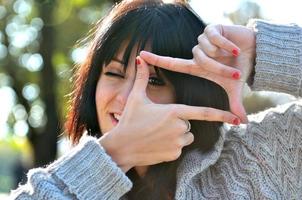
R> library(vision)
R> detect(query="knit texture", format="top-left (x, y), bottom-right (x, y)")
top-left (249, 19), bottom-right (302, 96)
top-left (173, 20), bottom-right (302, 200)
top-left (10, 137), bottom-right (132, 199)
top-left (10, 20), bottom-right (302, 199)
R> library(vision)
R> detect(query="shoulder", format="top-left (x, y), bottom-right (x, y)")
top-left (247, 100), bottom-right (302, 124)
top-left (224, 100), bottom-right (302, 153)
top-left (224, 100), bottom-right (302, 164)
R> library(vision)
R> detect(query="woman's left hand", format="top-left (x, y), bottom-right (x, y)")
top-left (140, 24), bottom-right (255, 123)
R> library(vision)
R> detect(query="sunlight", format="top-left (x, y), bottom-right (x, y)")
top-left (191, 0), bottom-right (302, 25)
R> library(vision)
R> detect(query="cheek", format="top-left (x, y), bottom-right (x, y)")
top-left (95, 78), bottom-right (113, 115)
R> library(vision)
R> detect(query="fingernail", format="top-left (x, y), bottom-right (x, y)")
top-left (232, 49), bottom-right (239, 57)
top-left (232, 71), bottom-right (241, 80)
top-left (232, 118), bottom-right (240, 125)
top-left (136, 58), bottom-right (141, 65)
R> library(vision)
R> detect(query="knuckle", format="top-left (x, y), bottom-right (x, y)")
top-left (191, 133), bottom-right (195, 142)
top-left (210, 33), bottom-right (220, 44)
top-left (218, 66), bottom-right (227, 75)
top-left (175, 138), bottom-right (183, 148)
top-left (192, 45), bottom-right (199, 55)
top-left (207, 46), bottom-right (219, 58)
top-left (170, 136), bottom-right (182, 148)
top-left (220, 111), bottom-right (231, 122)
top-left (170, 150), bottom-right (182, 161)
top-left (167, 57), bottom-right (174, 69)
top-left (221, 113), bottom-right (229, 122)
top-left (186, 135), bottom-right (194, 146)
top-left (153, 55), bottom-right (159, 67)
top-left (201, 107), bottom-right (210, 120)
top-left (178, 121), bottom-right (187, 133)
top-left (204, 25), bottom-right (212, 34)
top-left (167, 105), bottom-right (178, 117)
top-left (198, 56), bottom-right (207, 66)
top-left (197, 34), bottom-right (205, 43)
top-left (137, 74), bottom-right (145, 81)
top-left (188, 132), bottom-right (194, 142)
top-left (136, 71), bottom-right (147, 80)
top-left (186, 61), bottom-right (197, 76)
top-left (193, 52), bottom-right (203, 66)
top-left (220, 38), bottom-right (228, 47)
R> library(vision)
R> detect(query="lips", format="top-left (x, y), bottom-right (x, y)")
top-left (110, 113), bottom-right (121, 126)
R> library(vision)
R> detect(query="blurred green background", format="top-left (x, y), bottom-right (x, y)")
top-left (0, 0), bottom-right (298, 195)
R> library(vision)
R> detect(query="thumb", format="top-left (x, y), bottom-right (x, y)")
top-left (132, 56), bottom-right (150, 94)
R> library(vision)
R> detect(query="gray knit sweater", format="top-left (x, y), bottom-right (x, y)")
top-left (10, 20), bottom-right (302, 199)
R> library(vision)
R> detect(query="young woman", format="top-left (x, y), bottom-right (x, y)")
top-left (11, 0), bottom-right (302, 199)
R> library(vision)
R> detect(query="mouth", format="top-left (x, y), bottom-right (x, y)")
top-left (110, 113), bottom-right (121, 126)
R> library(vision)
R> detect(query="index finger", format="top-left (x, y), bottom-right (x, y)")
top-left (140, 50), bottom-right (240, 80)
top-left (172, 104), bottom-right (239, 125)
top-left (140, 51), bottom-right (194, 74)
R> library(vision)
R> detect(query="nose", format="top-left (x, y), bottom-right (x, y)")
top-left (115, 80), bottom-right (134, 107)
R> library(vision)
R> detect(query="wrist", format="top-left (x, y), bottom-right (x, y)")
top-left (98, 131), bottom-right (134, 172)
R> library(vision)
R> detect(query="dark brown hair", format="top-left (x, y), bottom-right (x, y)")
top-left (65, 0), bottom-right (229, 199)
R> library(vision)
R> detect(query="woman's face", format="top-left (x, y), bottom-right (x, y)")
top-left (95, 45), bottom-right (176, 134)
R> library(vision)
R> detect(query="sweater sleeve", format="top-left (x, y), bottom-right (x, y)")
top-left (9, 136), bottom-right (132, 200)
top-left (248, 19), bottom-right (302, 97)
top-left (239, 20), bottom-right (302, 197)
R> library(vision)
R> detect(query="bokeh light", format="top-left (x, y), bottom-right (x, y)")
top-left (22, 84), bottom-right (40, 101)
top-left (0, 5), bottom-right (7, 20)
top-left (13, 120), bottom-right (29, 137)
top-left (6, 15), bottom-right (39, 49)
top-left (28, 102), bottom-right (46, 128)
top-left (0, 74), bottom-right (12, 87)
top-left (20, 53), bottom-right (43, 71)
top-left (13, 0), bottom-right (32, 17)
top-left (12, 104), bottom-right (28, 121)
top-left (30, 18), bottom-right (43, 31)
top-left (71, 47), bottom-right (88, 64)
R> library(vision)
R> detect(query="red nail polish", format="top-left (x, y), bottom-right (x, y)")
top-left (136, 58), bottom-right (141, 65)
top-left (232, 118), bottom-right (240, 125)
top-left (232, 72), bottom-right (240, 80)
top-left (232, 49), bottom-right (239, 57)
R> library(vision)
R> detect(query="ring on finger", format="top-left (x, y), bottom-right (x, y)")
top-left (183, 119), bottom-right (191, 133)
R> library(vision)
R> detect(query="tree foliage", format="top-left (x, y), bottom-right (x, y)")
top-left (0, 0), bottom-right (117, 168)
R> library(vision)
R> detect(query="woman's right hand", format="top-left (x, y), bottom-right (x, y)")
top-left (98, 57), bottom-right (239, 172)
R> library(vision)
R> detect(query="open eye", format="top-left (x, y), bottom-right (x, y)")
top-left (148, 77), bottom-right (165, 86)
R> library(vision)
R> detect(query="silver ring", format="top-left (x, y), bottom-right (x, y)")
top-left (184, 119), bottom-right (191, 133)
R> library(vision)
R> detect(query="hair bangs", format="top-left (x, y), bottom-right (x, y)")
top-left (100, 7), bottom-right (156, 71)
top-left (99, 3), bottom-right (203, 75)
